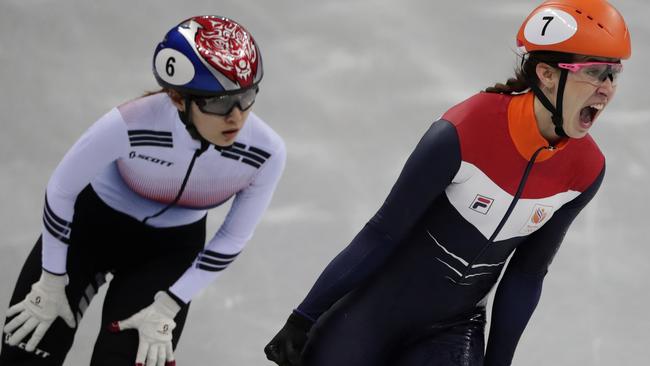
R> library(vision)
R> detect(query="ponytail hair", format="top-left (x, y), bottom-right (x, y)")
top-left (484, 75), bottom-right (529, 94)
top-left (140, 88), bottom-right (185, 105)
top-left (485, 51), bottom-right (576, 94)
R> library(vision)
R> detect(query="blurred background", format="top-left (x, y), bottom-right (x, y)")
top-left (1, 0), bottom-right (648, 365)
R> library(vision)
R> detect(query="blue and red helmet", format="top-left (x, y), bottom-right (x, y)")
top-left (153, 15), bottom-right (263, 96)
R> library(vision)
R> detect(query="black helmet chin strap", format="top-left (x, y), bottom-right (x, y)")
top-left (526, 68), bottom-right (570, 139)
top-left (178, 95), bottom-right (212, 145)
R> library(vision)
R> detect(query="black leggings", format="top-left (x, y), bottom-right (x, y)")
top-left (0, 186), bottom-right (206, 365)
top-left (302, 305), bottom-right (486, 366)
top-left (391, 312), bottom-right (485, 366)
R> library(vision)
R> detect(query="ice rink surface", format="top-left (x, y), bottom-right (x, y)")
top-left (1, 0), bottom-right (648, 365)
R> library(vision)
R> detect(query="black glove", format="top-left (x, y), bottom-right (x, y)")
top-left (265, 311), bottom-right (314, 366)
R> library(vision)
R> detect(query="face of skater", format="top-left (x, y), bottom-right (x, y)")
top-left (533, 55), bottom-right (621, 143)
top-left (169, 90), bottom-right (254, 147)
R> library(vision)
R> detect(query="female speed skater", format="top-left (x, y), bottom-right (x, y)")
top-left (1, 15), bottom-right (285, 366)
top-left (265, 0), bottom-right (631, 365)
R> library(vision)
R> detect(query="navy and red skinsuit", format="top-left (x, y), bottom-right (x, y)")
top-left (295, 91), bottom-right (605, 365)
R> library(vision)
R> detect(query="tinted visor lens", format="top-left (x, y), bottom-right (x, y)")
top-left (559, 62), bottom-right (623, 86)
top-left (194, 88), bottom-right (257, 116)
top-left (580, 63), bottom-right (623, 84)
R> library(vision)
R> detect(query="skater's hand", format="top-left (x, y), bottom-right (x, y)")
top-left (109, 291), bottom-right (180, 366)
top-left (264, 311), bottom-right (314, 366)
top-left (3, 271), bottom-right (76, 351)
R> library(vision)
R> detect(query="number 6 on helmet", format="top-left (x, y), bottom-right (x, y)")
top-left (152, 15), bottom-right (264, 97)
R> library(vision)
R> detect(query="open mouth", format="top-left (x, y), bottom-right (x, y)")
top-left (222, 129), bottom-right (239, 138)
top-left (579, 103), bottom-right (604, 129)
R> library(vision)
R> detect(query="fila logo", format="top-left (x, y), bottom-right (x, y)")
top-left (469, 195), bottom-right (494, 215)
top-left (129, 151), bottom-right (174, 167)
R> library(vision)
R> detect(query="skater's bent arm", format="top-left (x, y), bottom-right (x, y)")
top-left (42, 109), bottom-right (130, 274)
top-left (297, 120), bottom-right (462, 320)
top-left (169, 138), bottom-right (287, 303)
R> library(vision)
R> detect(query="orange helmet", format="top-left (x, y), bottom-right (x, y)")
top-left (517, 0), bottom-right (631, 59)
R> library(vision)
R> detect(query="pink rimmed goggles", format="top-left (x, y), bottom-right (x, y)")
top-left (557, 62), bottom-right (623, 86)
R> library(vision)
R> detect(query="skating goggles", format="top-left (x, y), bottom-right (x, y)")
top-left (557, 62), bottom-right (623, 86)
top-left (193, 87), bottom-right (258, 116)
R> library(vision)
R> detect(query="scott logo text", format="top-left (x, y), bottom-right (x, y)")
top-left (129, 151), bottom-right (174, 167)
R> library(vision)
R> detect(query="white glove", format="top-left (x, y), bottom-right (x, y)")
top-left (3, 271), bottom-right (76, 352)
top-left (109, 291), bottom-right (181, 366)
